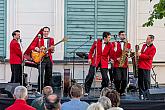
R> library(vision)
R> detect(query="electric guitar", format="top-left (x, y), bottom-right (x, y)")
top-left (31, 37), bottom-right (67, 64)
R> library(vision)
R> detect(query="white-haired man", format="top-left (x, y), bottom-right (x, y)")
top-left (98, 96), bottom-right (112, 110)
top-left (87, 103), bottom-right (104, 110)
top-left (6, 86), bottom-right (36, 110)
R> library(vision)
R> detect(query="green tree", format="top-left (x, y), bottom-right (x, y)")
top-left (143, 0), bottom-right (165, 27)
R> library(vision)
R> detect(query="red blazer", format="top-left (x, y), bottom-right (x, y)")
top-left (138, 44), bottom-right (156, 70)
top-left (88, 39), bottom-right (112, 68)
top-left (10, 39), bottom-right (22, 64)
top-left (6, 99), bottom-right (36, 110)
top-left (29, 37), bottom-right (54, 63)
top-left (111, 41), bottom-right (131, 68)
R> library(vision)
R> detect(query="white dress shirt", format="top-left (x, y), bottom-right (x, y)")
top-left (43, 37), bottom-right (49, 48)
top-left (120, 41), bottom-right (124, 50)
top-left (114, 41), bottom-right (124, 52)
top-left (102, 40), bottom-right (106, 52)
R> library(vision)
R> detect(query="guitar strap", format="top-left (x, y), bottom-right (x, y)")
top-left (45, 37), bottom-right (50, 55)
top-left (47, 37), bottom-right (50, 48)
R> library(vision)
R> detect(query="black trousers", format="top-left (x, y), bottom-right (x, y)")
top-left (38, 57), bottom-right (52, 92)
top-left (109, 68), bottom-right (114, 83)
top-left (113, 67), bottom-right (128, 94)
top-left (138, 68), bottom-right (150, 96)
top-left (85, 65), bottom-right (109, 93)
top-left (10, 64), bottom-right (22, 85)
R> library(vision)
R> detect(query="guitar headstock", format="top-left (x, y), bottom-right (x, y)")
top-left (135, 45), bottom-right (139, 52)
top-left (62, 37), bottom-right (68, 42)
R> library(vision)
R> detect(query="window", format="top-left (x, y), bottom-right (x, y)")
top-left (64, 0), bottom-right (127, 58)
top-left (0, 0), bottom-right (6, 58)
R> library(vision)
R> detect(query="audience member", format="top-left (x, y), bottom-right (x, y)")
top-left (100, 87), bottom-right (112, 97)
top-left (61, 84), bottom-right (89, 110)
top-left (31, 86), bottom-right (53, 110)
top-left (44, 94), bottom-right (61, 110)
top-left (106, 90), bottom-right (123, 110)
top-left (98, 96), bottom-right (111, 110)
top-left (6, 86), bottom-right (36, 110)
top-left (87, 103), bottom-right (104, 110)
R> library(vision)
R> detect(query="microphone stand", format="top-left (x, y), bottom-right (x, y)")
top-left (38, 35), bottom-right (42, 93)
top-left (93, 38), bottom-right (97, 97)
top-left (69, 36), bottom-right (92, 82)
top-left (151, 66), bottom-right (159, 88)
top-left (20, 39), bottom-right (24, 86)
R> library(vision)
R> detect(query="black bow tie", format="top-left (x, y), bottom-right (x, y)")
top-left (120, 40), bottom-right (124, 42)
top-left (146, 43), bottom-right (153, 47)
top-left (44, 37), bottom-right (49, 39)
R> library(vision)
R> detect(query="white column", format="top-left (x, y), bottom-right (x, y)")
top-left (127, 0), bottom-right (138, 51)
top-left (6, 0), bottom-right (17, 59)
top-left (53, 0), bottom-right (64, 60)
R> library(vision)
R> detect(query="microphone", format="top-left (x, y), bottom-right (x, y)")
top-left (20, 39), bottom-right (22, 43)
top-left (89, 35), bottom-right (92, 40)
top-left (114, 34), bottom-right (117, 41)
top-left (19, 39), bottom-right (23, 48)
top-left (38, 34), bottom-right (42, 38)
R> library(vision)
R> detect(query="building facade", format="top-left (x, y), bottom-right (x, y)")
top-left (0, 0), bottom-right (165, 85)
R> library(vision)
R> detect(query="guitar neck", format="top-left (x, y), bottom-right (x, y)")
top-left (53, 40), bottom-right (63, 47)
top-left (45, 40), bottom-right (64, 52)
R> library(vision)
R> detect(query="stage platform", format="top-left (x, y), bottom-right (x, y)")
top-left (1, 83), bottom-right (165, 110)
top-left (1, 91), bottom-right (165, 110)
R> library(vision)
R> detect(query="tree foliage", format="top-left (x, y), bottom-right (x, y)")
top-left (143, 0), bottom-right (165, 27)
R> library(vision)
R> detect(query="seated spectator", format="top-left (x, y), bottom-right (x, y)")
top-left (108, 108), bottom-right (123, 110)
top-left (100, 87), bottom-right (112, 97)
top-left (106, 90), bottom-right (123, 110)
top-left (98, 96), bottom-right (112, 110)
top-left (87, 103), bottom-right (104, 110)
top-left (6, 86), bottom-right (36, 110)
top-left (45, 94), bottom-right (61, 110)
top-left (61, 84), bottom-right (89, 110)
top-left (31, 86), bottom-right (53, 110)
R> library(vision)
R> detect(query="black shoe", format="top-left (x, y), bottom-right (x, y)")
top-left (120, 93), bottom-right (126, 96)
top-left (84, 93), bottom-right (89, 96)
top-left (139, 95), bottom-right (144, 100)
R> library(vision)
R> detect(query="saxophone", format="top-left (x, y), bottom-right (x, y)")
top-left (132, 42), bottom-right (145, 77)
top-left (119, 39), bottom-right (130, 67)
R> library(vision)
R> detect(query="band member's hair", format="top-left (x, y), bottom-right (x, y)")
top-left (43, 26), bottom-right (50, 31)
top-left (102, 32), bottom-right (111, 39)
top-left (148, 35), bottom-right (155, 40)
top-left (12, 30), bottom-right (20, 37)
top-left (118, 31), bottom-right (125, 35)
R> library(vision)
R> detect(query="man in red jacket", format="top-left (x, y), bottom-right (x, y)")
top-left (6, 86), bottom-right (36, 110)
top-left (10, 30), bottom-right (23, 85)
top-left (137, 35), bottom-right (156, 99)
top-left (111, 31), bottom-right (131, 96)
top-left (29, 27), bottom-right (54, 92)
top-left (84, 32), bottom-right (112, 95)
